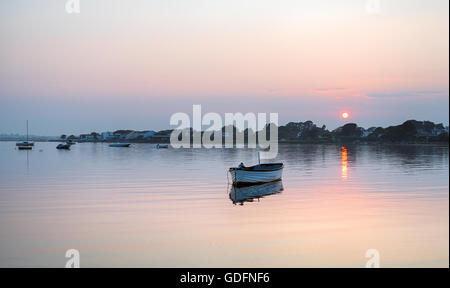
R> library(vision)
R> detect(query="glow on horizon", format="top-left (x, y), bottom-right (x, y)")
top-left (0, 0), bottom-right (448, 135)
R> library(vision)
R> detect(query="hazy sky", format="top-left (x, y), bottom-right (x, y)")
top-left (0, 0), bottom-right (448, 135)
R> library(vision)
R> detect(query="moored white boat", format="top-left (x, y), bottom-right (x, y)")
top-left (229, 163), bottom-right (284, 186)
top-left (109, 143), bottom-right (131, 147)
top-left (16, 121), bottom-right (34, 150)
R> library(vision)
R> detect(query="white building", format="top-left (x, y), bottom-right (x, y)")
top-left (101, 132), bottom-right (115, 140)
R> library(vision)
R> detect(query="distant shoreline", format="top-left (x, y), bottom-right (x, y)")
top-left (1, 119), bottom-right (448, 145)
top-left (1, 139), bottom-right (448, 147)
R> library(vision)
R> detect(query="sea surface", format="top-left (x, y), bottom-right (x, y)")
top-left (0, 142), bottom-right (448, 267)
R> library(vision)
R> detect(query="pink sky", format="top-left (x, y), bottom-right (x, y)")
top-left (0, 0), bottom-right (448, 135)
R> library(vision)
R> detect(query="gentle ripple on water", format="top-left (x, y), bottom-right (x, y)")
top-left (0, 142), bottom-right (448, 267)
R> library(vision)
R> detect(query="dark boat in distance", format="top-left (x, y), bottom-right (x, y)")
top-left (16, 142), bottom-right (34, 147)
top-left (56, 143), bottom-right (71, 150)
top-left (109, 143), bottom-right (131, 147)
top-left (229, 163), bottom-right (284, 187)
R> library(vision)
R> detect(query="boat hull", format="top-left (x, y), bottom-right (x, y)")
top-left (230, 166), bottom-right (283, 186)
top-left (18, 146), bottom-right (32, 150)
top-left (109, 143), bottom-right (131, 147)
top-left (57, 144), bottom-right (71, 150)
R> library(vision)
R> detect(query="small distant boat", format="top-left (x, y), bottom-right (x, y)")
top-left (229, 180), bottom-right (283, 204)
top-left (109, 143), bottom-right (131, 147)
top-left (56, 143), bottom-right (71, 150)
top-left (16, 141), bottom-right (34, 147)
top-left (156, 144), bottom-right (169, 149)
top-left (16, 120), bottom-right (34, 150)
top-left (66, 140), bottom-right (76, 145)
top-left (229, 162), bottom-right (284, 187)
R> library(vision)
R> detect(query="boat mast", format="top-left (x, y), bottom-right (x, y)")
top-left (26, 120), bottom-right (29, 142)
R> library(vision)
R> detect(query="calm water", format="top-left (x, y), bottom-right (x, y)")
top-left (0, 142), bottom-right (448, 267)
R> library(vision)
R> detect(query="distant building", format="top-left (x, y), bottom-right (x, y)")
top-left (434, 125), bottom-right (447, 136)
top-left (413, 121), bottom-right (447, 136)
top-left (362, 127), bottom-right (377, 137)
top-left (113, 130), bottom-right (134, 140)
top-left (79, 134), bottom-right (95, 141)
top-left (101, 132), bottom-right (115, 140)
top-left (123, 131), bottom-right (154, 140)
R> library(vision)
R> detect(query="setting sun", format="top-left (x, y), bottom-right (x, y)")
top-left (341, 112), bottom-right (350, 119)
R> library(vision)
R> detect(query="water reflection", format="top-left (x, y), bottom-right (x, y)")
top-left (15, 147), bottom-right (31, 173)
top-left (229, 180), bottom-right (284, 205)
top-left (0, 142), bottom-right (448, 267)
top-left (26, 150), bottom-right (29, 173)
top-left (341, 146), bottom-right (348, 180)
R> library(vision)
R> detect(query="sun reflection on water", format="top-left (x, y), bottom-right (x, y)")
top-left (341, 146), bottom-right (348, 180)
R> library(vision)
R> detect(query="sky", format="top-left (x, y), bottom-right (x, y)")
top-left (0, 0), bottom-right (449, 135)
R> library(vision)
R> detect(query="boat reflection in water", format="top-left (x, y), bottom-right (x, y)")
top-left (229, 180), bottom-right (284, 205)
